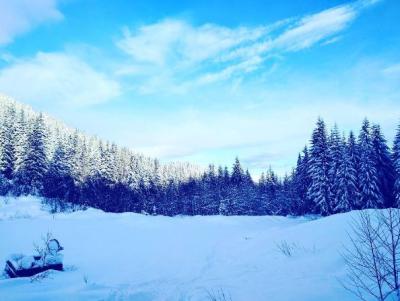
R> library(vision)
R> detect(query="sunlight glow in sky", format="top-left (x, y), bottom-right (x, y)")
top-left (0, 0), bottom-right (399, 175)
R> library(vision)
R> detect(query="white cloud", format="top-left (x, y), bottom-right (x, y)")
top-left (382, 63), bottom-right (400, 77)
top-left (273, 5), bottom-right (356, 51)
top-left (0, 52), bottom-right (121, 106)
top-left (116, 0), bottom-right (380, 93)
top-left (0, 0), bottom-right (63, 46)
top-left (117, 20), bottom-right (267, 67)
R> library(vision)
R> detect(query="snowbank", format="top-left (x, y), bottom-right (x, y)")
top-left (0, 196), bottom-right (365, 300)
top-left (0, 196), bottom-right (48, 220)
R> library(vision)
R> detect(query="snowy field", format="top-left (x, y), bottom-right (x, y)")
top-left (0, 196), bottom-right (360, 301)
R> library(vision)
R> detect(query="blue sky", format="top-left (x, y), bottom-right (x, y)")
top-left (0, 0), bottom-right (399, 176)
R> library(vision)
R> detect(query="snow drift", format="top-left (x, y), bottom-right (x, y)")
top-left (0, 196), bottom-right (363, 300)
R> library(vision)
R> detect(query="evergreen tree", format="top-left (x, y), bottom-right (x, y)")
top-left (278, 173), bottom-right (294, 215)
top-left (229, 158), bottom-right (246, 214)
top-left (14, 109), bottom-right (29, 175)
top-left (358, 119), bottom-right (383, 208)
top-left (264, 166), bottom-right (280, 214)
top-left (347, 131), bottom-right (361, 208)
top-left (393, 124), bottom-right (400, 207)
top-left (328, 124), bottom-right (342, 203)
top-left (43, 140), bottom-right (75, 201)
top-left (218, 166), bottom-right (231, 215)
top-left (371, 124), bottom-right (395, 206)
top-left (0, 173), bottom-right (10, 195)
top-left (292, 147), bottom-right (312, 215)
top-left (231, 157), bottom-right (244, 186)
top-left (307, 118), bottom-right (332, 215)
top-left (243, 169), bottom-right (256, 214)
top-left (201, 165), bottom-right (220, 215)
top-left (334, 136), bottom-right (358, 213)
top-left (15, 114), bottom-right (48, 195)
top-left (0, 104), bottom-right (17, 180)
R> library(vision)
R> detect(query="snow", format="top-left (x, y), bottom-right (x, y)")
top-left (0, 196), bottom-right (49, 220)
top-left (19, 256), bottom-right (35, 270)
top-left (0, 196), bottom-right (365, 300)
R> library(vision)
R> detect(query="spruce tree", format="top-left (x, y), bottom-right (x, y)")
top-left (328, 124), bottom-right (342, 203)
top-left (231, 157), bottom-right (244, 186)
top-left (0, 104), bottom-right (17, 180)
top-left (218, 166), bottom-right (231, 215)
top-left (16, 114), bottom-right (48, 195)
top-left (334, 136), bottom-right (358, 213)
top-left (371, 124), bottom-right (395, 206)
top-left (229, 158), bottom-right (246, 214)
top-left (243, 169), bottom-right (256, 214)
top-left (358, 119), bottom-right (383, 208)
top-left (393, 124), bottom-right (400, 207)
top-left (292, 147), bottom-right (312, 215)
top-left (347, 131), bottom-right (361, 208)
top-left (43, 140), bottom-right (75, 202)
top-left (265, 166), bottom-right (280, 214)
top-left (202, 165), bottom-right (220, 215)
top-left (307, 118), bottom-right (332, 215)
top-left (14, 109), bottom-right (29, 176)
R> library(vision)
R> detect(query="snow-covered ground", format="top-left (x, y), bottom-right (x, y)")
top-left (0, 196), bottom-right (360, 300)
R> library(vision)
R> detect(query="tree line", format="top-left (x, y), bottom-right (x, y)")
top-left (0, 97), bottom-right (399, 216)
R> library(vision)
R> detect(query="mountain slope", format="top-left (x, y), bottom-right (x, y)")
top-left (0, 93), bottom-right (203, 188)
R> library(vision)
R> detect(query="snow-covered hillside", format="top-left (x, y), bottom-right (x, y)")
top-left (0, 196), bottom-right (361, 301)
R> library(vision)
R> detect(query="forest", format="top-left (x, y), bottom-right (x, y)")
top-left (1, 96), bottom-right (400, 217)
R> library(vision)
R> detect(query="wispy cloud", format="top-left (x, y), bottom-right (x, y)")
top-left (272, 5), bottom-right (356, 51)
top-left (117, 20), bottom-right (269, 67)
top-left (0, 0), bottom-right (63, 46)
top-left (382, 63), bottom-right (400, 77)
top-left (0, 52), bottom-right (121, 106)
top-left (116, 0), bottom-right (380, 94)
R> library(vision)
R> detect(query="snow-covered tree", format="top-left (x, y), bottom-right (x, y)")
top-left (229, 158), bottom-right (246, 215)
top-left (371, 124), bottom-right (395, 206)
top-left (16, 114), bottom-right (48, 195)
top-left (333, 136), bottom-right (359, 213)
top-left (14, 109), bottom-right (29, 175)
top-left (2, 94), bottom-right (398, 216)
top-left (358, 119), bottom-right (383, 208)
top-left (0, 104), bottom-right (17, 180)
top-left (307, 118), bottom-right (332, 215)
top-left (328, 124), bottom-right (342, 203)
top-left (43, 140), bottom-right (75, 201)
top-left (394, 124), bottom-right (400, 207)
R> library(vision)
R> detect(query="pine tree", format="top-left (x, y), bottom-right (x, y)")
top-left (264, 166), bottom-right (280, 214)
top-left (243, 169), bottom-right (256, 214)
top-left (371, 124), bottom-right (395, 206)
top-left (358, 119), bottom-right (383, 208)
top-left (231, 157), bottom-right (244, 186)
top-left (229, 158), bottom-right (246, 214)
top-left (278, 173), bottom-right (294, 215)
top-left (218, 166), bottom-right (231, 215)
top-left (307, 118), bottom-right (332, 215)
top-left (393, 124), bottom-right (400, 207)
top-left (347, 131), bottom-right (361, 208)
top-left (255, 172), bottom-right (266, 215)
top-left (0, 104), bottom-right (17, 180)
top-left (16, 114), bottom-right (48, 195)
top-left (201, 165), bottom-right (220, 215)
top-left (14, 109), bottom-right (29, 175)
top-left (328, 124), bottom-right (342, 203)
top-left (292, 147), bottom-right (312, 215)
top-left (334, 136), bottom-right (358, 213)
top-left (43, 140), bottom-right (75, 201)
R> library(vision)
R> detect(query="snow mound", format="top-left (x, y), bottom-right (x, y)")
top-left (0, 196), bottom-right (48, 220)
